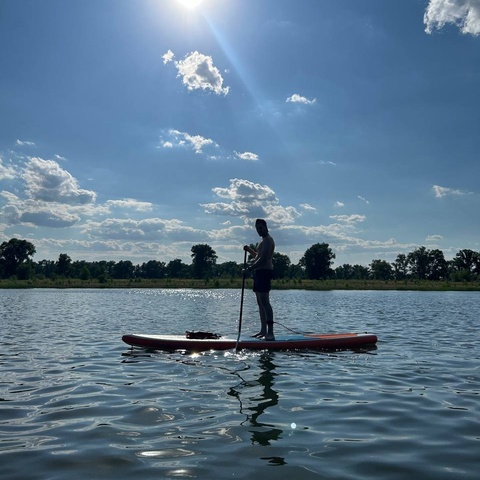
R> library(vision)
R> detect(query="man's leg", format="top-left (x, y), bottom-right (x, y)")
top-left (254, 293), bottom-right (267, 337)
top-left (257, 292), bottom-right (274, 340)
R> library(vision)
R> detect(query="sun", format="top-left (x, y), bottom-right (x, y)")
top-left (176, 0), bottom-right (203, 9)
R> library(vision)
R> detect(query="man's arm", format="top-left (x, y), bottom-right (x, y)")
top-left (243, 245), bottom-right (257, 257)
top-left (251, 236), bottom-right (274, 270)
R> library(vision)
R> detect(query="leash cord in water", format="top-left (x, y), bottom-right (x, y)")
top-left (272, 320), bottom-right (305, 336)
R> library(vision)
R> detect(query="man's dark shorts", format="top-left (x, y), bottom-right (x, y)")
top-left (253, 269), bottom-right (273, 293)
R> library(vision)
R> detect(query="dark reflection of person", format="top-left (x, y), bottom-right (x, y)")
top-left (228, 353), bottom-right (283, 448)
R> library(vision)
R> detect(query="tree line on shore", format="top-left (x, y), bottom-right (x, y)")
top-left (0, 238), bottom-right (479, 283)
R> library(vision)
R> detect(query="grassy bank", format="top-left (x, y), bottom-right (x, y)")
top-left (1, 277), bottom-right (479, 291)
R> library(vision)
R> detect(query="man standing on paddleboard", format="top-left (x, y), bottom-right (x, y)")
top-left (244, 219), bottom-right (275, 341)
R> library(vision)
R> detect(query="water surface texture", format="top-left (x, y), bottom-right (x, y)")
top-left (1, 289), bottom-right (479, 479)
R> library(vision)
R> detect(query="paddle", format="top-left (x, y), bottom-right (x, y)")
top-left (235, 249), bottom-right (248, 351)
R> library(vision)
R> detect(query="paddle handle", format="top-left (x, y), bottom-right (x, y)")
top-left (235, 249), bottom-right (248, 351)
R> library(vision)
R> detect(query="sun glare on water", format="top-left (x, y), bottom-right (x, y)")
top-left (177, 0), bottom-right (203, 9)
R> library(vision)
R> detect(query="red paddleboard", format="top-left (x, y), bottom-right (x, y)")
top-left (122, 332), bottom-right (377, 352)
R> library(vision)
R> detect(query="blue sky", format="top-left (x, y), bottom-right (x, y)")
top-left (1, 0), bottom-right (479, 267)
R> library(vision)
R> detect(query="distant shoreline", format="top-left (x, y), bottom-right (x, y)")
top-left (1, 278), bottom-right (479, 291)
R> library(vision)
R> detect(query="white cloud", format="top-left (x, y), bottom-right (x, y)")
top-left (202, 178), bottom-right (300, 225)
top-left (426, 234), bottom-right (444, 241)
top-left (424, 0), bottom-right (480, 35)
top-left (162, 49), bottom-right (175, 64)
top-left (358, 195), bottom-right (370, 204)
top-left (0, 192), bottom-right (81, 228)
top-left (334, 201), bottom-right (345, 208)
top-left (187, 134), bottom-right (215, 153)
top-left (83, 217), bottom-right (206, 242)
top-left (165, 129), bottom-right (218, 154)
top-left (265, 205), bottom-right (301, 224)
top-left (0, 156), bottom-right (17, 180)
top-left (16, 139), bottom-right (35, 147)
top-left (432, 184), bottom-right (470, 198)
top-left (23, 157), bottom-right (96, 205)
top-left (212, 178), bottom-right (276, 202)
top-left (330, 214), bottom-right (366, 224)
top-left (20, 208), bottom-right (81, 228)
top-left (319, 160), bottom-right (337, 166)
top-left (0, 192), bottom-right (21, 223)
top-left (161, 130), bottom-right (262, 161)
top-left (0, 156), bottom-right (103, 229)
top-left (174, 51), bottom-right (230, 95)
top-left (234, 151), bottom-right (259, 161)
top-left (300, 203), bottom-right (317, 212)
top-left (106, 198), bottom-right (153, 212)
top-left (286, 93), bottom-right (316, 105)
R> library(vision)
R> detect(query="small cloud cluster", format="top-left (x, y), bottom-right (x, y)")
top-left (83, 217), bottom-right (204, 243)
top-left (330, 214), bottom-right (366, 225)
top-left (300, 203), bottom-right (317, 212)
top-left (106, 199), bottom-right (153, 212)
top-left (0, 156), bottom-right (16, 180)
top-left (202, 178), bottom-right (301, 225)
top-left (24, 157), bottom-right (96, 205)
top-left (162, 49), bottom-right (175, 64)
top-left (16, 139), bottom-right (36, 147)
top-left (424, 0), bottom-right (480, 35)
top-left (286, 93), bottom-right (316, 105)
top-left (160, 129), bottom-right (260, 162)
top-left (432, 184), bottom-right (471, 198)
top-left (166, 50), bottom-right (230, 96)
top-left (0, 156), bottom-right (97, 228)
top-left (319, 160), bottom-right (337, 166)
top-left (165, 129), bottom-right (218, 154)
top-left (234, 151), bottom-right (259, 161)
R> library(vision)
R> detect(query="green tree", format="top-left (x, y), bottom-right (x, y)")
top-left (79, 265), bottom-right (91, 280)
top-left (0, 238), bottom-right (36, 278)
top-left (191, 244), bottom-right (217, 279)
top-left (215, 261), bottom-right (241, 278)
top-left (351, 264), bottom-right (370, 280)
top-left (34, 259), bottom-right (56, 278)
top-left (272, 252), bottom-right (291, 279)
top-left (112, 260), bottom-right (135, 279)
top-left (452, 249), bottom-right (480, 280)
top-left (90, 261), bottom-right (115, 280)
top-left (370, 259), bottom-right (393, 280)
top-left (427, 249), bottom-right (448, 280)
top-left (299, 243), bottom-right (335, 280)
top-left (56, 253), bottom-right (72, 277)
top-left (139, 260), bottom-right (167, 279)
top-left (16, 261), bottom-right (34, 280)
top-left (287, 263), bottom-right (304, 279)
top-left (393, 254), bottom-right (408, 280)
top-left (167, 258), bottom-right (188, 278)
top-left (335, 264), bottom-right (357, 279)
top-left (407, 246), bottom-right (430, 280)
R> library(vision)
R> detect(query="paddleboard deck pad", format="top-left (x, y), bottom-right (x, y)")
top-left (122, 332), bottom-right (377, 352)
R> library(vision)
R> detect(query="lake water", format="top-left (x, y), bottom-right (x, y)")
top-left (1, 288), bottom-right (479, 479)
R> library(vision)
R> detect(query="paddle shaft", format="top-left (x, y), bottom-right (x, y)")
top-left (235, 250), bottom-right (248, 351)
